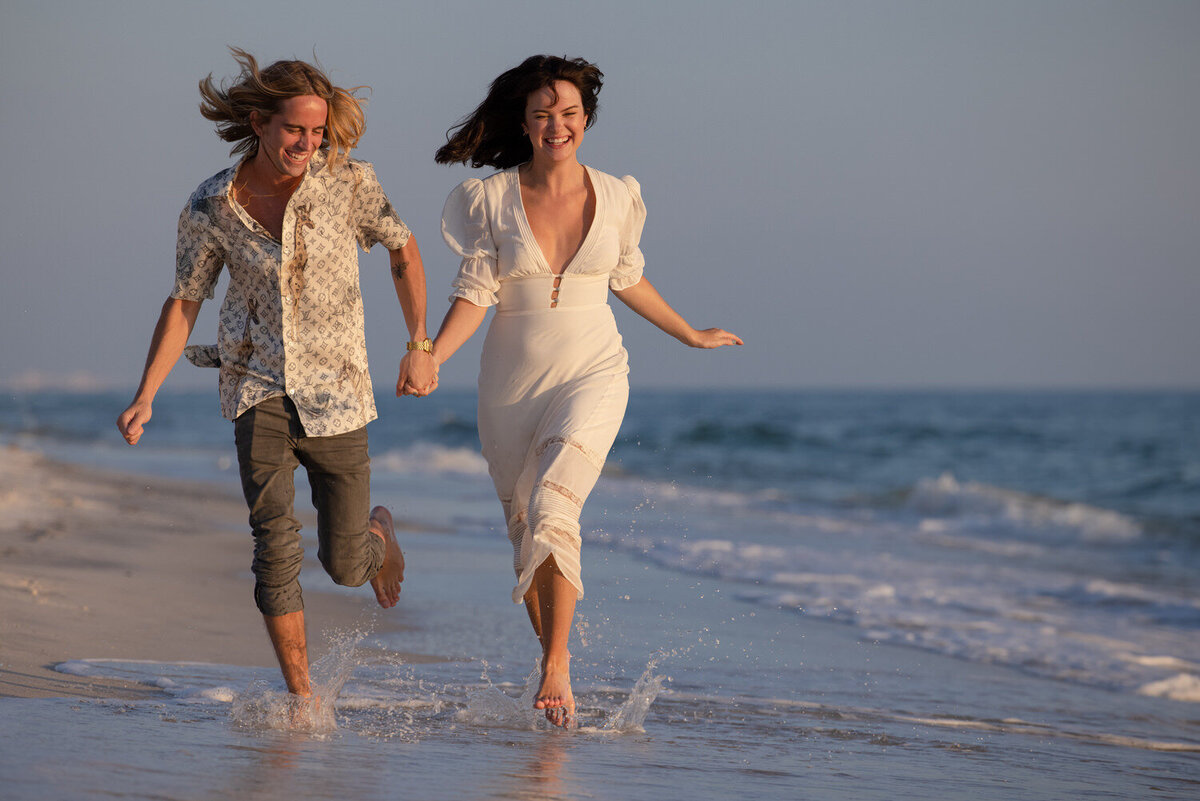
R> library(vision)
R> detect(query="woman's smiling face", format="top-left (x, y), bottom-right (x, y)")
top-left (523, 80), bottom-right (586, 165)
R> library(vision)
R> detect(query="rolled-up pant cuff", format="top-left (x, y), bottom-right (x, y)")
top-left (254, 580), bottom-right (305, 617)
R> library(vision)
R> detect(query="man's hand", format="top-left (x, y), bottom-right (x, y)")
top-left (396, 351), bottom-right (438, 397)
top-left (117, 400), bottom-right (153, 445)
top-left (116, 297), bottom-right (203, 446)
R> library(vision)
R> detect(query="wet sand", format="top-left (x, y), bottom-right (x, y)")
top-left (0, 445), bottom-right (407, 699)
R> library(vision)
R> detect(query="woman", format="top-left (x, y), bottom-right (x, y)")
top-left (424, 55), bottom-right (741, 727)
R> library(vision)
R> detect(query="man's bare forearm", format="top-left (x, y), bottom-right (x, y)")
top-left (389, 237), bottom-right (428, 340)
top-left (134, 297), bottom-right (203, 402)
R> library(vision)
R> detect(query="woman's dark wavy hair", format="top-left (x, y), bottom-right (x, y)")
top-left (435, 55), bottom-right (603, 169)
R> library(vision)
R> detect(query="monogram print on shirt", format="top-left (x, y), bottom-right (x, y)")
top-left (231, 296), bottom-right (261, 379)
top-left (170, 153), bottom-right (411, 436)
top-left (287, 203), bottom-right (315, 343)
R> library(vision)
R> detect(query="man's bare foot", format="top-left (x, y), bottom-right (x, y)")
top-left (534, 656), bottom-right (575, 728)
top-left (287, 692), bottom-right (322, 728)
top-left (368, 505), bottom-right (404, 608)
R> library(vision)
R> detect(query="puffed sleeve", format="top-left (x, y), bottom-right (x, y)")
top-left (350, 161), bottom-right (411, 252)
top-left (441, 179), bottom-right (500, 307)
top-left (171, 195), bottom-right (226, 302)
top-left (609, 175), bottom-right (646, 291)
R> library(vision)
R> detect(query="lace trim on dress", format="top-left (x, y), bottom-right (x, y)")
top-left (538, 522), bottom-right (582, 552)
top-left (536, 435), bottom-right (605, 473)
top-left (539, 480), bottom-right (584, 509)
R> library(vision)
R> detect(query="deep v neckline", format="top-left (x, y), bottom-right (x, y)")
top-left (514, 166), bottom-right (600, 276)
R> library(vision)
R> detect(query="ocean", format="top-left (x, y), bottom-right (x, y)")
top-left (2, 387), bottom-right (1198, 799)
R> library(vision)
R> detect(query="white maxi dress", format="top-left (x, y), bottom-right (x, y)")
top-left (442, 166), bottom-right (646, 603)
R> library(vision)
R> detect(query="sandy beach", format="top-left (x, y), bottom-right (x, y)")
top-left (0, 445), bottom-right (398, 700)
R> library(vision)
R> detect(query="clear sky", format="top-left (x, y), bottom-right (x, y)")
top-left (2, 0), bottom-right (1197, 390)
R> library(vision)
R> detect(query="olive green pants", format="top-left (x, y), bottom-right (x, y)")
top-left (234, 396), bottom-right (382, 616)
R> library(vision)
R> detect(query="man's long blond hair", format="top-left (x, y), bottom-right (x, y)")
top-left (198, 48), bottom-right (366, 171)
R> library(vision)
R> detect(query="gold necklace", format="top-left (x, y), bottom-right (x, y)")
top-left (235, 178), bottom-right (298, 203)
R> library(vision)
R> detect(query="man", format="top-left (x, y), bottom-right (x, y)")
top-left (117, 49), bottom-right (437, 701)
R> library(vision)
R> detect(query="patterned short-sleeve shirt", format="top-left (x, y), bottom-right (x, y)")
top-left (172, 151), bottom-right (410, 436)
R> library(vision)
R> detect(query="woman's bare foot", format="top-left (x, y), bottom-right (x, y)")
top-left (534, 656), bottom-right (575, 728)
top-left (368, 506), bottom-right (404, 608)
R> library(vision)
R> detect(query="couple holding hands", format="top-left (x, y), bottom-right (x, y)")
top-left (118, 49), bottom-right (740, 728)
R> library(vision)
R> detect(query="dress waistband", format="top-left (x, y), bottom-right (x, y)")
top-left (496, 274), bottom-right (609, 312)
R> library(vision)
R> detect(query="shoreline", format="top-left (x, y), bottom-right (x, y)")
top-left (0, 445), bottom-right (415, 699)
top-left (4, 447), bottom-right (1199, 801)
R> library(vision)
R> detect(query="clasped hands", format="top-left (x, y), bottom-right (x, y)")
top-left (396, 350), bottom-right (439, 397)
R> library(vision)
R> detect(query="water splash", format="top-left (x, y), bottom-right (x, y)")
top-left (230, 680), bottom-right (337, 734)
top-left (308, 628), bottom-right (363, 703)
top-left (454, 652), bottom-right (669, 734)
top-left (456, 660), bottom-right (541, 730)
top-left (599, 653), bottom-right (667, 733)
top-left (230, 628), bottom-right (368, 734)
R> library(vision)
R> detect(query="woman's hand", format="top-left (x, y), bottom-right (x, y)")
top-left (614, 279), bottom-right (743, 350)
top-left (686, 327), bottom-right (743, 349)
top-left (396, 351), bottom-right (439, 397)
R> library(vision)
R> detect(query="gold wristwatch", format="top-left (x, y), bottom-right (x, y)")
top-left (406, 337), bottom-right (433, 352)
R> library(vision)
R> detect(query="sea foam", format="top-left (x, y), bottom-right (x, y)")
top-left (374, 443), bottom-right (489, 476)
top-left (1137, 673), bottom-right (1200, 703)
top-left (909, 473), bottom-right (1142, 542)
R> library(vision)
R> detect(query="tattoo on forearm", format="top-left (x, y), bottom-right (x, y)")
top-left (391, 259), bottom-right (410, 280)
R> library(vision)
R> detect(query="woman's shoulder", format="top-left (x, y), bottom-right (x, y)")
top-left (585, 165), bottom-right (633, 188)
top-left (446, 169), bottom-right (514, 207)
top-left (584, 167), bottom-right (644, 225)
top-left (585, 166), bottom-right (642, 204)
